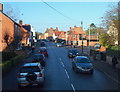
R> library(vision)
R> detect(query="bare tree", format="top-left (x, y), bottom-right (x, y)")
top-left (3, 3), bottom-right (20, 22)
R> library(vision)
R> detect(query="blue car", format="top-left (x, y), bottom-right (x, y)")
top-left (72, 56), bottom-right (93, 74)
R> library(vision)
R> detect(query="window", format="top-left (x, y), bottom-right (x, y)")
top-left (72, 35), bottom-right (76, 38)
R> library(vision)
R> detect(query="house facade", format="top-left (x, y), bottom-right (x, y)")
top-left (0, 4), bottom-right (21, 52)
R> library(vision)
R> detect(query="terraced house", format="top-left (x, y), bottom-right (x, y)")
top-left (0, 4), bottom-right (21, 52)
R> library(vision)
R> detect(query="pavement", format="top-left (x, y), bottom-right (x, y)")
top-left (65, 45), bottom-right (120, 89)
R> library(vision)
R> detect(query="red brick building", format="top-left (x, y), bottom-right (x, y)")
top-left (0, 4), bottom-right (21, 51)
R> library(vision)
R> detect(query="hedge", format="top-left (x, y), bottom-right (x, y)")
top-left (2, 55), bottom-right (24, 73)
top-left (106, 46), bottom-right (120, 59)
top-left (2, 52), bottom-right (17, 61)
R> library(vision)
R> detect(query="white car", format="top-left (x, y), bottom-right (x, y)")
top-left (56, 43), bottom-right (62, 47)
top-left (17, 63), bottom-right (45, 88)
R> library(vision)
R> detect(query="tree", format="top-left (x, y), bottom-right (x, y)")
top-left (85, 27), bottom-right (105, 35)
top-left (4, 3), bottom-right (20, 21)
top-left (99, 33), bottom-right (114, 47)
top-left (101, 4), bottom-right (118, 29)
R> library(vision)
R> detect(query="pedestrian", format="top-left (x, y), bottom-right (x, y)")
top-left (112, 56), bottom-right (118, 71)
top-left (31, 46), bottom-right (35, 53)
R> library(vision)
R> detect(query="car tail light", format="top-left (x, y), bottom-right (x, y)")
top-left (39, 73), bottom-right (42, 77)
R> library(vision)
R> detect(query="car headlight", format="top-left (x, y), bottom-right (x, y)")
top-left (77, 66), bottom-right (84, 70)
top-left (76, 53), bottom-right (79, 55)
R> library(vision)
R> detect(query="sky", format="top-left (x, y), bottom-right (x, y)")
top-left (2, 1), bottom-right (118, 33)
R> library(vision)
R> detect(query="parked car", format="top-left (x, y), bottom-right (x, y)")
top-left (39, 47), bottom-right (48, 57)
top-left (32, 54), bottom-right (46, 67)
top-left (17, 63), bottom-right (45, 88)
top-left (72, 56), bottom-right (93, 74)
top-left (94, 43), bottom-right (101, 49)
top-left (40, 41), bottom-right (45, 47)
top-left (68, 49), bottom-right (79, 58)
top-left (56, 43), bottom-right (62, 47)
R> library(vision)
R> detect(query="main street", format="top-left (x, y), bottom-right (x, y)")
top-left (2, 41), bottom-right (119, 91)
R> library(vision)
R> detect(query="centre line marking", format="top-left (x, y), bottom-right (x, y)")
top-left (71, 84), bottom-right (76, 92)
top-left (61, 62), bottom-right (65, 67)
top-left (65, 69), bottom-right (70, 79)
top-left (59, 58), bottom-right (62, 61)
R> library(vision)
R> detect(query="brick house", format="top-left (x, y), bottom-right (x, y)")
top-left (0, 4), bottom-right (21, 52)
top-left (58, 31), bottom-right (66, 40)
top-left (67, 25), bottom-right (87, 46)
top-left (19, 21), bottom-right (30, 46)
top-left (86, 34), bottom-right (99, 46)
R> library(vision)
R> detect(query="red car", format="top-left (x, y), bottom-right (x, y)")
top-left (39, 47), bottom-right (48, 57)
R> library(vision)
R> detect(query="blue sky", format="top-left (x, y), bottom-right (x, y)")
top-left (2, 2), bottom-right (118, 33)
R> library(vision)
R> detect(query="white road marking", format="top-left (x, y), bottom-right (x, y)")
top-left (59, 58), bottom-right (62, 61)
top-left (71, 84), bottom-right (76, 92)
top-left (65, 69), bottom-right (70, 79)
top-left (61, 62), bottom-right (65, 67)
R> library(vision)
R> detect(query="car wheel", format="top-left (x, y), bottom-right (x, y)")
top-left (89, 70), bottom-right (93, 74)
top-left (72, 66), bottom-right (75, 70)
top-left (18, 84), bottom-right (22, 89)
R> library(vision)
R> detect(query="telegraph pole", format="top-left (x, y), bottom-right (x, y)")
top-left (81, 21), bottom-right (83, 53)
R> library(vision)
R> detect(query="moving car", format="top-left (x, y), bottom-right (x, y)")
top-left (68, 49), bottom-right (79, 58)
top-left (56, 43), bottom-right (62, 47)
top-left (39, 47), bottom-right (48, 57)
top-left (32, 54), bottom-right (46, 67)
top-left (17, 63), bottom-right (45, 88)
top-left (72, 56), bottom-right (93, 74)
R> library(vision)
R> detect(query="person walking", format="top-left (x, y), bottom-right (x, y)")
top-left (112, 56), bottom-right (118, 71)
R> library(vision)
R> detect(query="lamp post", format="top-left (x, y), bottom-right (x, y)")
top-left (81, 21), bottom-right (84, 53)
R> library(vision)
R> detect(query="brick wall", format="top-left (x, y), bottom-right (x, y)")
top-left (0, 12), bottom-right (14, 51)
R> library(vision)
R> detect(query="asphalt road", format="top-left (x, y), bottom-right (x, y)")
top-left (2, 42), bottom-right (119, 91)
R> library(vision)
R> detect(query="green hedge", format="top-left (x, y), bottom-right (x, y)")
top-left (106, 46), bottom-right (120, 59)
top-left (2, 55), bottom-right (24, 73)
top-left (2, 52), bottom-right (17, 61)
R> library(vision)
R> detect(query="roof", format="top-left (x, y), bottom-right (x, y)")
top-left (1, 11), bottom-right (20, 27)
top-left (23, 63), bottom-right (40, 67)
top-left (76, 56), bottom-right (89, 59)
top-left (22, 25), bottom-right (31, 32)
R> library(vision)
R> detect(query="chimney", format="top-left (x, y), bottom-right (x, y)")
top-left (69, 27), bottom-right (72, 30)
top-left (74, 25), bottom-right (77, 28)
top-left (19, 20), bottom-right (23, 26)
top-left (56, 27), bottom-right (58, 31)
top-left (0, 3), bottom-right (3, 12)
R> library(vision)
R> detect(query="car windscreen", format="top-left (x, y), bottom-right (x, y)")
top-left (76, 58), bottom-right (90, 63)
top-left (40, 49), bottom-right (46, 52)
top-left (34, 55), bottom-right (44, 59)
top-left (71, 50), bottom-right (78, 54)
top-left (20, 66), bottom-right (40, 73)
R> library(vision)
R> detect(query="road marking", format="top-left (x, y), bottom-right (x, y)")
top-left (59, 58), bottom-right (62, 61)
top-left (71, 84), bottom-right (76, 92)
top-left (65, 69), bottom-right (70, 79)
top-left (61, 62), bottom-right (65, 67)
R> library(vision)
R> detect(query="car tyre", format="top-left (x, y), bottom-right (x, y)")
top-left (89, 70), bottom-right (93, 74)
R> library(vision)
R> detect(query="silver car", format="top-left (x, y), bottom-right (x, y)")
top-left (17, 63), bottom-right (45, 88)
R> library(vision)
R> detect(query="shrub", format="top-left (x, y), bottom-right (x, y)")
top-left (106, 46), bottom-right (120, 59)
top-left (2, 52), bottom-right (17, 61)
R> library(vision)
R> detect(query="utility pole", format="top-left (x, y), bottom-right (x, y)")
top-left (81, 21), bottom-right (83, 53)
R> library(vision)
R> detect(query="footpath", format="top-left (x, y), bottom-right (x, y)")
top-left (65, 45), bottom-right (120, 89)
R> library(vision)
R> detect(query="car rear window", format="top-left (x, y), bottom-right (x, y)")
top-left (76, 58), bottom-right (90, 63)
top-left (20, 66), bottom-right (40, 73)
top-left (34, 55), bottom-right (44, 59)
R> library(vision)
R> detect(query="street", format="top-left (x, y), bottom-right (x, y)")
top-left (2, 41), bottom-right (119, 91)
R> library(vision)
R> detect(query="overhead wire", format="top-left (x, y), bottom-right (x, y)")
top-left (41, 0), bottom-right (77, 22)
